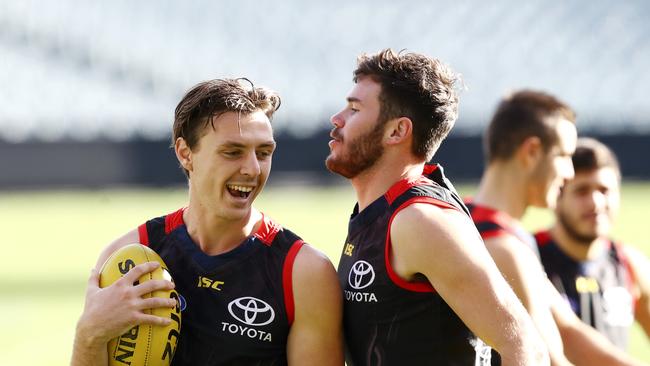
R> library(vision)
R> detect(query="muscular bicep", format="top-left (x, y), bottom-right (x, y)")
top-left (286, 244), bottom-right (343, 366)
top-left (389, 204), bottom-right (530, 350)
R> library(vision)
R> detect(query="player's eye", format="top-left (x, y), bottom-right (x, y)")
top-left (256, 150), bottom-right (273, 160)
top-left (222, 150), bottom-right (241, 158)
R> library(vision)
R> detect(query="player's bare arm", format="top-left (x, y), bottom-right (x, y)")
top-left (623, 245), bottom-right (650, 337)
top-left (286, 244), bottom-right (344, 365)
top-left (389, 203), bottom-right (549, 366)
top-left (484, 235), bottom-right (572, 366)
top-left (71, 230), bottom-right (176, 366)
top-left (550, 282), bottom-right (648, 366)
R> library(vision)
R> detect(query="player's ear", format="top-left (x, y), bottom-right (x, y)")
top-left (175, 137), bottom-right (193, 172)
top-left (517, 136), bottom-right (543, 169)
top-left (385, 117), bottom-right (412, 145)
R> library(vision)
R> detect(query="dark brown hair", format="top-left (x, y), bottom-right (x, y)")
top-left (484, 90), bottom-right (576, 162)
top-left (172, 78), bottom-right (281, 176)
top-left (354, 49), bottom-right (460, 160)
top-left (572, 137), bottom-right (621, 180)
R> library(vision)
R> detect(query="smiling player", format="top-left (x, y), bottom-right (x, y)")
top-left (71, 78), bottom-right (343, 366)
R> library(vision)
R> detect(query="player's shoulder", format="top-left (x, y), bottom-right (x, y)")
top-left (617, 242), bottom-right (645, 258)
top-left (392, 201), bottom-right (472, 233)
top-left (619, 244), bottom-right (650, 274)
top-left (293, 244), bottom-right (335, 274)
top-left (94, 228), bottom-right (141, 270)
top-left (291, 244), bottom-right (340, 299)
top-left (390, 202), bottom-right (479, 257)
top-left (394, 200), bottom-right (468, 222)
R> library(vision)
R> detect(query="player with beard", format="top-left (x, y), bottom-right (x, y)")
top-left (326, 48), bottom-right (549, 366)
top-left (469, 90), bottom-right (646, 365)
top-left (535, 138), bottom-right (650, 349)
top-left (72, 78), bottom-right (344, 366)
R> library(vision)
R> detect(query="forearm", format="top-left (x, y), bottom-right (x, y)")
top-left (552, 298), bottom-right (645, 366)
top-left (493, 295), bottom-right (550, 366)
top-left (70, 320), bottom-right (108, 366)
top-left (559, 320), bottom-right (645, 366)
top-left (518, 290), bottom-right (570, 366)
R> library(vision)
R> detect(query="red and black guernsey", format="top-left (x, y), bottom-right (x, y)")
top-left (338, 164), bottom-right (492, 366)
top-left (138, 208), bottom-right (304, 366)
top-left (465, 201), bottom-right (540, 259)
top-left (535, 230), bottom-right (637, 349)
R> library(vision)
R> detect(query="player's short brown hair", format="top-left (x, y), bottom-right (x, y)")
top-left (572, 138), bottom-right (621, 180)
top-left (172, 78), bottom-right (281, 176)
top-left (354, 49), bottom-right (460, 161)
top-left (484, 90), bottom-right (576, 162)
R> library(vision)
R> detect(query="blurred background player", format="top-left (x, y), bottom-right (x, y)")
top-left (71, 78), bottom-right (343, 366)
top-left (535, 137), bottom-right (650, 349)
top-left (467, 90), bottom-right (647, 365)
top-left (328, 49), bottom-right (548, 366)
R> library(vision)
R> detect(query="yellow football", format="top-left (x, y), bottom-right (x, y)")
top-left (99, 243), bottom-right (181, 366)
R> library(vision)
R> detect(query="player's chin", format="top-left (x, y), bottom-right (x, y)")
top-left (222, 206), bottom-right (253, 221)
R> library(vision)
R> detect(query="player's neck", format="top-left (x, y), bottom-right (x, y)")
top-left (550, 224), bottom-right (606, 261)
top-left (474, 163), bottom-right (528, 220)
top-left (351, 157), bottom-right (424, 212)
top-left (183, 204), bottom-right (262, 256)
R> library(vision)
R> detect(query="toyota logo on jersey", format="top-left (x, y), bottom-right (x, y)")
top-left (228, 296), bottom-right (276, 326)
top-left (348, 260), bottom-right (375, 290)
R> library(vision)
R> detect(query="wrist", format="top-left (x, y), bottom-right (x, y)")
top-left (75, 317), bottom-right (109, 348)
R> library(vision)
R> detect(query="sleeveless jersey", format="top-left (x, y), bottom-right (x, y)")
top-left (138, 208), bottom-right (305, 365)
top-left (535, 230), bottom-right (637, 349)
top-left (465, 202), bottom-right (540, 259)
top-left (338, 164), bottom-right (492, 366)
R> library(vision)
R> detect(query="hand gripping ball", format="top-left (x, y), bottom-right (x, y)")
top-left (99, 244), bottom-right (181, 366)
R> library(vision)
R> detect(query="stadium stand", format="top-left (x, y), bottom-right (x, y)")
top-left (1, 0), bottom-right (649, 143)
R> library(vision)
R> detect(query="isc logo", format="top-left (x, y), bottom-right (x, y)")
top-left (197, 276), bottom-right (225, 291)
top-left (344, 243), bottom-right (354, 256)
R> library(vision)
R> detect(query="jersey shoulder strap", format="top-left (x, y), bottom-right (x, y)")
top-left (385, 163), bottom-right (470, 216)
top-left (465, 202), bottom-right (510, 239)
top-left (138, 208), bottom-right (185, 246)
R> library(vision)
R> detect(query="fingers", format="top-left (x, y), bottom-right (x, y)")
top-left (136, 313), bottom-right (173, 327)
top-left (120, 261), bottom-right (160, 285)
top-left (139, 296), bottom-right (178, 310)
top-left (134, 279), bottom-right (175, 297)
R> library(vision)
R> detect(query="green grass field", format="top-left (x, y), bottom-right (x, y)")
top-left (1, 183), bottom-right (648, 365)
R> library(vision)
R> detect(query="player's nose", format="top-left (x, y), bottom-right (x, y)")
top-left (240, 151), bottom-right (261, 177)
top-left (331, 110), bottom-right (345, 128)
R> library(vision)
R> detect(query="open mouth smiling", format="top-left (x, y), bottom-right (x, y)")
top-left (227, 184), bottom-right (254, 199)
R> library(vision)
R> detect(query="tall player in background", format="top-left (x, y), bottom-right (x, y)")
top-left (468, 90), bottom-right (646, 365)
top-left (535, 137), bottom-right (650, 348)
top-left (71, 78), bottom-right (343, 365)
top-left (327, 48), bottom-right (548, 365)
